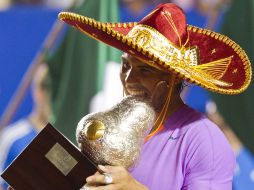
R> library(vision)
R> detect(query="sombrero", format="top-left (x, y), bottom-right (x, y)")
top-left (58, 3), bottom-right (252, 94)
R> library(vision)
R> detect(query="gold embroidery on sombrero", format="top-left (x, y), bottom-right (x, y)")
top-left (211, 48), bottom-right (216, 54)
top-left (126, 25), bottom-right (199, 67)
top-left (194, 56), bottom-right (233, 80)
top-left (232, 68), bottom-right (238, 74)
top-left (162, 11), bottom-right (182, 47)
top-left (126, 25), bottom-right (233, 87)
top-left (182, 29), bottom-right (190, 48)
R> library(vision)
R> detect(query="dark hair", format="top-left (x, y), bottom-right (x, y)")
top-left (177, 81), bottom-right (190, 94)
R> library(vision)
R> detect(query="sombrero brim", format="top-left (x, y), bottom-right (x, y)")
top-left (58, 12), bottom-right (252, 95)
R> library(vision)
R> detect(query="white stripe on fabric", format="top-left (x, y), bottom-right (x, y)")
top-left (0, 119), bottom-right (32, 186)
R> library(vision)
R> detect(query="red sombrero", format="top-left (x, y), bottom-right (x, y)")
top-left (58, 3), bottom-right (252, 94)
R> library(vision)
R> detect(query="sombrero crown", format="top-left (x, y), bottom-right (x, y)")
top-left (59, 3), bottom-right (252, 94)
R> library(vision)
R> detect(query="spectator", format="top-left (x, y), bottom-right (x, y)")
top-left (0, 63), bottom-right (52, 190)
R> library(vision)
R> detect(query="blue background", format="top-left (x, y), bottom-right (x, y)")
top-left (0, 6), bottom-right (58, 123)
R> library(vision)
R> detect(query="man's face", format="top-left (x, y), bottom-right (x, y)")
top-left (120, 53), bottom-right (176, 110)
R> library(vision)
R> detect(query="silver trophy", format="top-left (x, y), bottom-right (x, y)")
top-left (76, 96), bottom-right (155, 169)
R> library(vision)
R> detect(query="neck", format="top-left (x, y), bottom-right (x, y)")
top-left (160, 95), bottom-right (184, 121)
top-left (150, 95), bottom-right (184, 133)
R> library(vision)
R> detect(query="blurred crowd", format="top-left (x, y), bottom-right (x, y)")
top-left (0, 0), bottom-right (231, 13)
top-left (0, 0), bottom-right (78, 9)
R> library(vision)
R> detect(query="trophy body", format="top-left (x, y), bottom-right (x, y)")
top-left (76, 96), bottom-right (155, 168)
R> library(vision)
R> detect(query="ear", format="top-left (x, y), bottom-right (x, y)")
top-left (174, 76), bottom-right (183, 85)
top-left (150, 81), bottom-right (169, 111)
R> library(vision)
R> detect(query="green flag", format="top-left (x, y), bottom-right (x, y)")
top-left (48, 0), bottom-right (121, 143)
top-left (210, 0), bottom-right (254, 153)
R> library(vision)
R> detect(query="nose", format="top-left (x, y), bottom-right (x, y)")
top-left (124, 66), bottom-right (139, 84)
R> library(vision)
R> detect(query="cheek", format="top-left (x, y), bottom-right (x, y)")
top-left (140, 79), bottom-right (158, 95)
top-left (120, 72), bottom-right (127, 87)
top-left (120, 72), bottom-right (125, 82)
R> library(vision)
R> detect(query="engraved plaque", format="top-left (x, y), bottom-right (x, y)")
top-left (45, 143), bottom-right (78, 176)
top-left (1, 123), bottom-right (97, 190)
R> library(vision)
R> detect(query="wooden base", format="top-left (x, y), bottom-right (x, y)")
top-left (1, 123), bottom-right (97, 190)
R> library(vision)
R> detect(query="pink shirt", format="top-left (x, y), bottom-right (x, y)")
top-left (130, 104), bottom-right (235, 190)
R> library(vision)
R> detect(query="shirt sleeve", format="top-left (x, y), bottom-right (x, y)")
top-left (182, 120), bottom-right (235, 190)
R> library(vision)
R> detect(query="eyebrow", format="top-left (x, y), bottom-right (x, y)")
top-left (137, 65), bottom-right (156, 71)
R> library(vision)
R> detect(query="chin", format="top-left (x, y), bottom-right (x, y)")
top-left (127, 91), bottom-right (148, 99)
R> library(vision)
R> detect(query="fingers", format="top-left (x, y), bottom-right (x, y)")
top-left (86, 165), bottom-right (127, 185)
top-left (8, 187), bottom-right (14, 190)
top-left (87, 172), bottom-right (116, 185)
top-left (86, 173), bottom-right (108, 184)
top-left (98, 165), bottom-right (122, 173)
top-left (82, 184), bottom-right (119, 190)
top-left (83, 165), bottom-right (146, 190)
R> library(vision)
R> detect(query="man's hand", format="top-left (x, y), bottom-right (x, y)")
top-left (82, 165), bottom-right (148, 190)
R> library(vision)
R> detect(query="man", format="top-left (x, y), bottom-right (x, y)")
top-left (58, 3), bottom-right (251, 190)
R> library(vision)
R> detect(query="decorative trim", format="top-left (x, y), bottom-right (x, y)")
top-left (58, 12), bottom-right (252, 95)
top-left (188, 25), bottom-right (252, 94)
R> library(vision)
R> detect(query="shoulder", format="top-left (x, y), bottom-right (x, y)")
top-left (179, 106), bottom-right (235, 189)
top-left (177, 105), bottom-right (231, 148)
top-left (185, 109), bottom-right (233, 157)
top-left (182, 107), bottom-right (234, 166)
top-left (0, 119), bottom-right (37, 187)
top-left (0, 119), bottom-right (34, 145)
top-left (0, 119), bottom-right (36, 169)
